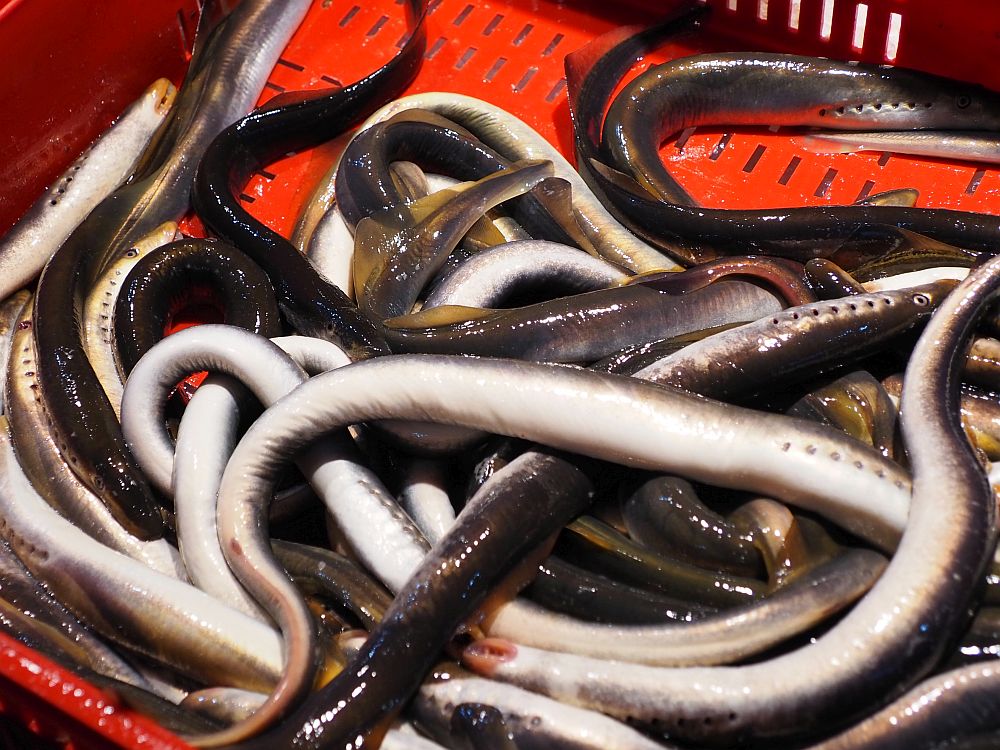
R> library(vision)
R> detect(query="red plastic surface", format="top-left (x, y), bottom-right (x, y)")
top-left (0, 0), bottom-right (200, 233)
top-left (0, 0), bottom-right (998, 747)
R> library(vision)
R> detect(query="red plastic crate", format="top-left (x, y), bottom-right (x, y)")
top-left (0, 0), bottom-right (997, 747)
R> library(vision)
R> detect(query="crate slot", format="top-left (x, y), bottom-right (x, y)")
top-left (512, 23), bottom-right (533, 46)
top-left (513, 66), bottom-right (538, 93)
top-left (484, 56), bottom-right (507, 82)
top-left (743, 144), bottom-right (768, 173)
top-left (815, 167), bottom-right (838, 196)
top-left (425, 35), bottom-right (447, 59)
top-left (967, 169), bottom-right (987, 196)
top-left (483, 13), bottom-right (503, 36)
top-left (851, 3), bottom-right (868, 51)
top-left (541, 32), bottom-right (564, 57)
top-left (709, 133), bottom-right (733, 161)
top-left (884, 11), bottom-right (902, 61)
top-left (455, 46), bottom-right (477, 69)
top-left (367, 14), bottom-right (390, 36)
top-left (757, 0), bottom-right (768, 22)
top-left (788, 0), bottom-right (801, 29)
top-left (545, 78), bottom-right (567, 103)
top-left (856, 179), bottom-right (875, 201)
top-left (176, 9), bottom-right (191, 52)
top-left (339, 5), bottom-right (361, 27)
top-left (820, 0), bottom-right (835, 40)
top-left (778, 155), bottom-right (802, 185)
top-left (676, 127), bottom-right (697, 152)
top-left (453, 4), bottom-right (474, 26)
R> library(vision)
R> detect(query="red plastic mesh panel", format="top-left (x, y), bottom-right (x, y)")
top-left (197, 0), bottom-right (1000, 239)
top-left (0, 0), bottom-right (997, 747)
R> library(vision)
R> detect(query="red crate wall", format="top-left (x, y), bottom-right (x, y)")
top-left (0, 0), bottom-right (201, 233)
top-left (0, 0), bottom-right (996, 747)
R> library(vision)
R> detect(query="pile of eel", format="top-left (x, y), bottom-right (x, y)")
top-left (1, 0), bottom-right (1000, 748)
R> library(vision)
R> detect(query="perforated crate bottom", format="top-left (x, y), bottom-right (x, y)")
top-left (218, 0), bottom-right (999, 244)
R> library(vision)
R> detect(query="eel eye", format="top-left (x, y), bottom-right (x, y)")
top-left (956, 95), bottom-right (972, 109)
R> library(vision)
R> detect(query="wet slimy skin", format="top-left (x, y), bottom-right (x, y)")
top-left (460, 256), bottom-right (1000, 744)
top-left (635, 282), bottom-right (953, 403)
top-left (31, 0), bottom-right (314, 540)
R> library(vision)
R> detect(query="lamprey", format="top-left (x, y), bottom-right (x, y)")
top-left (6, 299), bottom-right (183, 577)
top-left (385, 279), bottom-right (783, 363)
top-left (557, 516), bottom-right (764, 608)
top-left (596, 53), bottom-right (1000, 253)
top-left (461, 254), bottom-right (1000, 743)
top-left (804, 662), bottom-right (1000, 749)
top-left (0, 291), bottom-right (31, 416)
top-left (354, 160), bottom-right (555, 322)
top-left (226, 452), bottom-right (594, 749)
top-left (789, 371), bottom-right (899, 460)
top-left (182, 350), bottom-right (909, 568)
top-left (0, 536), bottom-right (152, 692)
top-left (271, 540), bottom-right (392, 633)
top-left (335, 110), bottom-right (601, 260)
top-left (524, 555), bottom-right (714, 625)
top-left (413, 664), bottom-right (670, 750)
top-left (801, 129), bottom-right (1000, 165)
top-left (113, 237), bottom-right (281, 376)
top-left (121, 325), bottom-right (428, 588)
top-left (483, 549), bottom-right (885, 666)
top-left (358, 91), bottom-right (683, 272)
top-left (605, 53), bottom-right (1000, 204)
top-left (563, 2), bottom-right (708, 265)
top-left (0, 419), bottom-right (283, 693)
top-left (635, 281), bottom-right (953, 402)
top-left (620, 475), bottom-right (764, 578)
top-left (423, 240), bottom-right (628, 310)
top-left (82, 221), bottom-right (179, 417)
